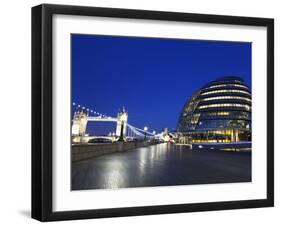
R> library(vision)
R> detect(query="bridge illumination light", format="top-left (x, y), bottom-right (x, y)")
top-left (78, 105), bottom-right (81, 107)
top-left (153, 131), bottom-right (156, 135)
top-left (73, 102), bottom-right (76, 106)
top-left (144, 126), bottom-right (148, 131)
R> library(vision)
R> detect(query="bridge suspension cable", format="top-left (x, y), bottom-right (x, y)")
top-left (127, 124), bottom-right (155, 137)
top-left (72, 102), bottom-right (108, 118)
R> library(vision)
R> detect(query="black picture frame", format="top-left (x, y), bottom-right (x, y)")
top-left (32, 4), bottom-right (274, 222)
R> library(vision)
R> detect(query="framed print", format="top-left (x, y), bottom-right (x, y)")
top-left (31, 4), bottom-right (274, 221)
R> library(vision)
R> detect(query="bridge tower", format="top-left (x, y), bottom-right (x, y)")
top-left (116, 107), bottom-right (128, 142)
top-left (72, 110), bottom-right (88, 143)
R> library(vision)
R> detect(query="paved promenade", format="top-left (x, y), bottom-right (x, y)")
top-left (72, 143), bottom-right (251, 190)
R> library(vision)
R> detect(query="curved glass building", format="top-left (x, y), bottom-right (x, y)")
top-left (177, 76), bottom-right (251, 143)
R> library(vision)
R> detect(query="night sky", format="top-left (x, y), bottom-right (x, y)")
top-left (72, 34), bottom-right (251, 135)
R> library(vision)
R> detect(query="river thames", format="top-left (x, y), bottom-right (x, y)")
top-left (72, 143), bottom-right (251, 190)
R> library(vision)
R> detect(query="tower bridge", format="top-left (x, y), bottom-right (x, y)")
top-left (71, 106), bottom-right (165, 143)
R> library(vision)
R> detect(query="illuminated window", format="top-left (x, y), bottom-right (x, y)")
top-left (202, 96), bottom-right (251, 102)
top-left (201, 89), bottom-right (250, 96)
top-left (190, 113), bottom-right (201, 124)
top-left (200, 112), bottom-right (230, 117)
top-left (198, 103), bottom-right (251, 110)
top-left (217, 112), bottom-right (229, 115)
top-left (206, 84), bottom-right (248, 89)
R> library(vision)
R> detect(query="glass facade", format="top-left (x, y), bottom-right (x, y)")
top-left (177, 76), bottom-right (251, 143)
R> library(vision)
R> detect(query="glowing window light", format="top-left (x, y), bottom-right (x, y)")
top-left (198, 103), bottom-right (251, 110)
top-left (201, 89), bottom-right (250, 96)
top-left (202, 96), bottom-right (251, 102)
top-left (207, 84), bottom-right (248, 89)
top-left (217, 112), bottom-right (230, 115)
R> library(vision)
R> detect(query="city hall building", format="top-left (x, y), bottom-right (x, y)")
top-left (177, 76), bottom-right (251, 144)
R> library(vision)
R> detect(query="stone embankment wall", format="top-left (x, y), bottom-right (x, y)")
top-left (72, 140), bottom-right (159, 162)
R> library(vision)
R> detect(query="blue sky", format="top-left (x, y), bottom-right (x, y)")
top-left (72, 34), bottom-right (251, 135)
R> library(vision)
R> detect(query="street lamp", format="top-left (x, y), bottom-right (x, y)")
top-left (144, 126), bottom-right (148, 140)
top-left (152, 131), bottom-right (156, 141)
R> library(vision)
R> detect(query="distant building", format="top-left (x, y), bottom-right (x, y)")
top-left (177, 76), bottom-right (251, 144)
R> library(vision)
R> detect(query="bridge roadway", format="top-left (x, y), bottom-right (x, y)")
top-left (71, 143), bottom-right (251, 190)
